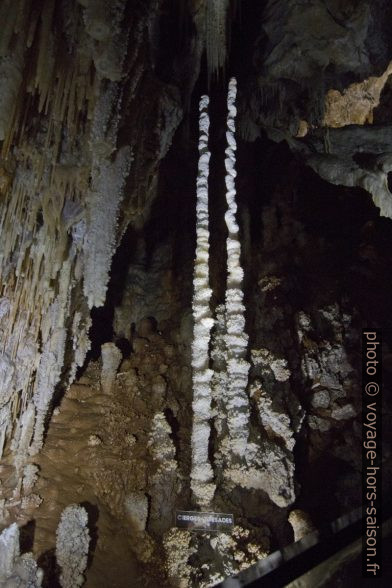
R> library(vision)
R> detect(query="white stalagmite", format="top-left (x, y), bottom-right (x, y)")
top-left (0, 523), bottom-right (43, 586)
top-left (100, 342), bottom-right (122, 394)
top-left (223, 77), bottom-right (250, 458)
top-left (190, 94), bottom-right (216, 507)
top-left (56, 505), bottom-right (90, 588)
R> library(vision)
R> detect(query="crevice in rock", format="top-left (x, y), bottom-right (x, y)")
top-left (164, 408), bottom-right (181, 462)
top-left (79, 501), bottom-right (99, 570)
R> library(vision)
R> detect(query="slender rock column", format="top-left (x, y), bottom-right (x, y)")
top-left (223, 77), bottom-right (250, 459)
top-left (190, 95), bottom-right (216, 506)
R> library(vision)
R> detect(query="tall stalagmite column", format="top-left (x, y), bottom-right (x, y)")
top-left (190, 95), bottom-right (216, 506)
top-left (223, 77), bottom-right (250, 458)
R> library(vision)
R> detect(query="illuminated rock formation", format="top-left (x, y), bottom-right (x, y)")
top-left (190, 94), bottom-right (215, 507)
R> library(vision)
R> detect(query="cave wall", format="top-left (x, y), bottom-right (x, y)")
top-left (0, 1), bottom-right (391, 586)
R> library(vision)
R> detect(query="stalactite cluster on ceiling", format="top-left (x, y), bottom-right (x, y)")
top-left (0, 0), bottom-right (185, 466)
top-left (0, 0), bottom-right (120, 464)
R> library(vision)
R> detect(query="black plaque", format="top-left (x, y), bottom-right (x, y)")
top-left (175, 510), bottom-right (234, 532)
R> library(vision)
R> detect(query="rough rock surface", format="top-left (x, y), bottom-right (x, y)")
top-left (0, 1), bottom-right (391, 586)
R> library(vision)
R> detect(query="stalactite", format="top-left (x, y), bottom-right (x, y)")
top-left (30, 293), bottom-right (68, 456)
top-left (68, 312), bottom-right (92, 386)
top-left (0, 352), bottom-right (15, 457)
top-left (0, 0), bottom-right (97, 464)
top-left (83, 0), bottom-right (112, 41)
top-left (82, 0), bottom-right (128, 82)
top-left (223, 77), bottom-right (250, 459)
top-left (206, 0), bottom-right (230, 80)
top-left (83, 145), bottom-right (132, 308)
top-left (0, 49), bottom-right (24, 142)
top-left (82, 80), bottom-right (132, 308)
top-left (0, 0), bottom-right (172, 487)
top-left (190, 94), bottom-right (216, 507)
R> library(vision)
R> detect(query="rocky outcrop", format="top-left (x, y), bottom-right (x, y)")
top-left (240, 0), bottom-right (392, 219)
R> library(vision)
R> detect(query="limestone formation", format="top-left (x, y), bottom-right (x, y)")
top-left (100, 342), bottom-right (122, 394)
top-left (190, 93), bottom-right (215, 507)
top-left (56, 505), bottom-right (90, 588)
top-left (0, 523), bottom-right (43, 586)
top-left (223, 78), bottom-right (251, 460)
top-left (0, 2), bottom-right (389, 586)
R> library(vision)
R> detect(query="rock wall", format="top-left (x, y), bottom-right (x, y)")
top-left (0, 1), bottom-right (391, 586)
